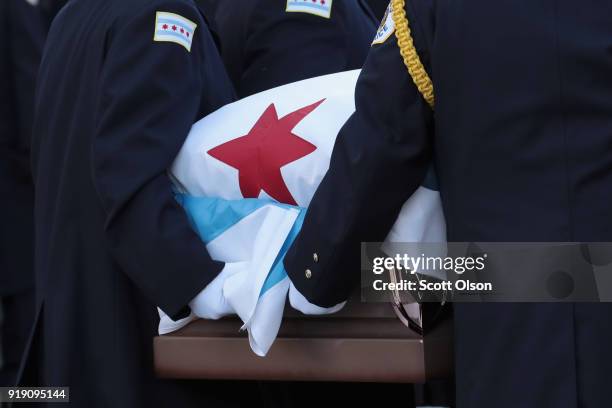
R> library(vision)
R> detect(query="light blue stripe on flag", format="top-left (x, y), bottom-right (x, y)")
top-left (260, 208), bottom-right (305, 295)
top-left (176, 195), bottom-right (275, 243)
top-left (176, 194), bottom-right (305, 297)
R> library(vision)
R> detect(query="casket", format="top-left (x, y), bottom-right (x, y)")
top-left (154, 299), bottom-right (453, 383)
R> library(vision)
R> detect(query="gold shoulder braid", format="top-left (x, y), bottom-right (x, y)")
top-left (391, 0), bottom-right (435, 108)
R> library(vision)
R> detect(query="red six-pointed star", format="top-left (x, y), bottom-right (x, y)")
top-left (207, 99), bottom-right (325, 205)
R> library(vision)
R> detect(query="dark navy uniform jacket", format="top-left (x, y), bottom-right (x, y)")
top-left (24, 0), bottom-right (261, 405)
top-left (0, 0), bottom-right (52, 296)
top-left (285, 1), bottom-right (612, 407)
top-left (39, 0), bottom-right (69, 22)
top-left (366, 0), bottom-right (390, 19)
top-left (203, 0), bottom-right (378, 97)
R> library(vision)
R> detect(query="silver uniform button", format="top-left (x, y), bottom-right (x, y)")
top-left (305, 269), bottom-right (312, 279)
top-left (313, 253), bottom-right (319, 263)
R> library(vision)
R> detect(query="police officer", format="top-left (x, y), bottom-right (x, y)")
top-left (25, 0), bottom-right (263, 405)
top-left (0, 0), bottom-right (65, 387)
top-left (200, 0), bottom-right (378, 97)
top-left (285, 0), bottom-right (612, 407)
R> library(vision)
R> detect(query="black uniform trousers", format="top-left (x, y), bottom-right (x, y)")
top-left (0, 291), bottom-right (34, 387)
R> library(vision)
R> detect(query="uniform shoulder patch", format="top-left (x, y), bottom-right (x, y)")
top-left (154, 11), bottom-right (197, 52)
top-left (372, 3), bottom-right (395, 45)
top-left (286, 0), bottom-right (333, 19)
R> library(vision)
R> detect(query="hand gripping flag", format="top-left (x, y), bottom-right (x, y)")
top-left (159, 70), bottom-right (446, 356)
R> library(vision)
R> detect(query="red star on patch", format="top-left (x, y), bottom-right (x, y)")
top-left (208, 100), bottom-right (325, 205)
top-left (162, 24), bottom-right (168, 30)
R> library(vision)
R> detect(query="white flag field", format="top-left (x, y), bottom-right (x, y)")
top-left (159, 70), bottom-right (446, 356)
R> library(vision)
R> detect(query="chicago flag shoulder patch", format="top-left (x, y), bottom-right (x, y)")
top-left (286, 0), bottom-right (333, 19)
top-left (372, 3), bottom-right (395, 45)
top-left (154, 11), bottom-right (197, 52)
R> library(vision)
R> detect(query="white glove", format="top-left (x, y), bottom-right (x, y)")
top-left (288, 282), bottom-right (346, 315)
top-left (189, 262), bottom-right (246, 320)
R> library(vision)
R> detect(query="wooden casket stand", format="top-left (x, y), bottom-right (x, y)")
top-left (154, 297), bottom-right (453, 383)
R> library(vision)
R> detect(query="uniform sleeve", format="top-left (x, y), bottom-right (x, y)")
top-left (284, 3), bottom-right (434, 307)
top-left (236, 0), bottom-right (350, 96)
top-left (9, 0), bottom-right (48, 144)
top-left (0, 0), bottom-right (15, 165)
top-left (92, 2), bottom-right (224, 318)
top-left (0, 0), bottom-right (17, 274)
top-left (0, 0), bottom-right (36, 294)
top-left (0, 0), bottom-right (25, 189)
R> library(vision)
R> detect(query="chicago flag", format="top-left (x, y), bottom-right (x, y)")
top-left (160, 70), bottom-right (446, 356)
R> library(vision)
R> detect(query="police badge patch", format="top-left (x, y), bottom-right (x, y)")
top-left (372, 3), bottom-right (395, 45)
top-left (153, 11), bottom-right (197, 52)
top-left (286, 0), bottom-right (333, 19)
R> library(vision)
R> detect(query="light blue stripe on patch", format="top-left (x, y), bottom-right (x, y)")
top-left (288, 2), bottom-right (329, 12)
top-left (155, 30), bottom-right (190, 45)
top-left (157, 18), bottom-right (194, 33)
